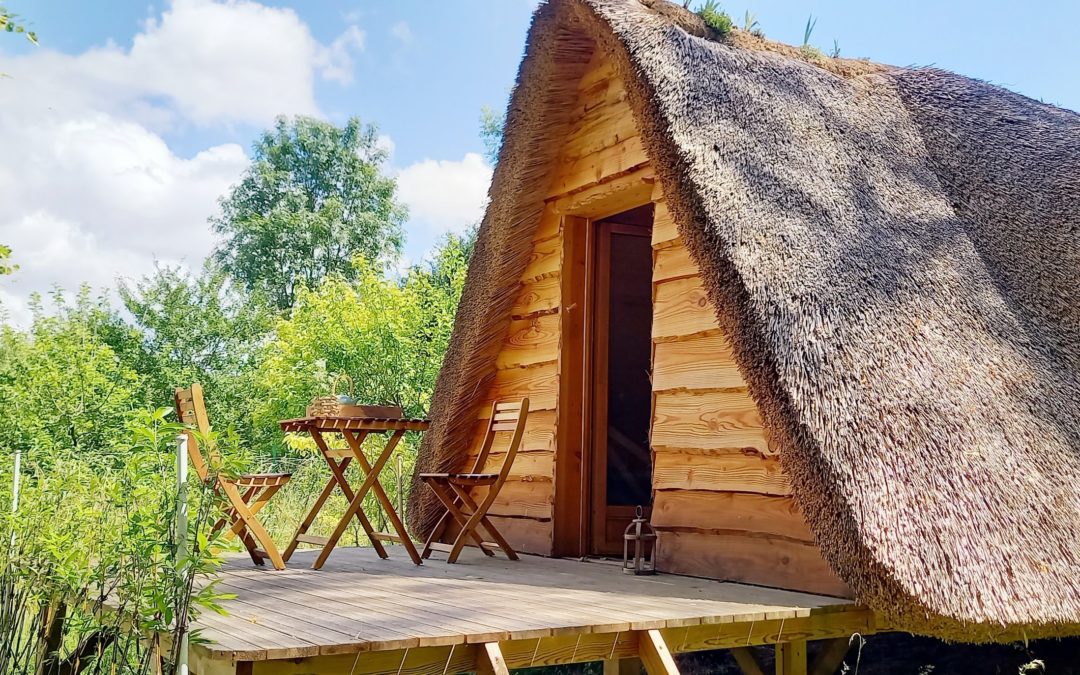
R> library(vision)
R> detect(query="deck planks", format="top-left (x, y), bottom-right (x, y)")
top-left (191, 548), bottom-right (857, 661)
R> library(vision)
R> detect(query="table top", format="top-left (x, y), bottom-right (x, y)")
top-left (279, 415), bottom-right (431, 433)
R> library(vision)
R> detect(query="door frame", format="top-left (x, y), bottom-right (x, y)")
top-left (588, 219), bottom-right (653, 555)
top-left (552, 196), bottom-right (655, 558)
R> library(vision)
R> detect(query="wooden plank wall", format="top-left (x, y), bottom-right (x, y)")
top-left (448, 51), bottom-right (647, 555)
top-left (450, 49), bottom-right (851, 599)
top-left (649, 192), bottom-right (851, 598)
top-left (447, 205), bottom-right (561, 555)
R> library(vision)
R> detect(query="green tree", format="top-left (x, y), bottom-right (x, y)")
top-left (0, 289), bottom-right (143, 469)
top-left (118, 263), bottom-right (272, 442)
top-left (251, 233), bottom-right (471, 457)
top-left (212, 116), bottom-right (407, 311)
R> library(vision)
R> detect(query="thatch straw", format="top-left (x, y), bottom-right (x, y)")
top-left (409, 0), bottom-right (1080, 640)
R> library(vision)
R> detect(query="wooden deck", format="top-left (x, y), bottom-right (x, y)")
top-left (187, 547), bottom-right (883, 675)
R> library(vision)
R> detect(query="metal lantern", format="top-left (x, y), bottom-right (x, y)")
top-left (622, 505), bottom-right (657, 575)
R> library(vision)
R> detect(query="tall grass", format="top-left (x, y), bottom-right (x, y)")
top-left (0, 409), bottom-right (229, 675)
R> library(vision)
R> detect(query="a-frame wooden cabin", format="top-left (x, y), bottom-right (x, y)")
top-left (412, 0), bottom-right (1080, 642)
top-left (412, 36), bottom-right (847, 599)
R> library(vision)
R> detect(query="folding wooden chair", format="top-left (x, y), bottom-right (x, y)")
top-left (175, 384), bottom-right (292, 570)
top-left (420, 398), bottom-right (529, 563)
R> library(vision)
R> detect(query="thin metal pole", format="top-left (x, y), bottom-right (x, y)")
top-left (175, 435), bottom-right (189, 675)
top-left (11, 448), bottom-right (20, 513)
top-left (9, 448), bottom-right (20, 551)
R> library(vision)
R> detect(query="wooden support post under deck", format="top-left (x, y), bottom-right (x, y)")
top-left (639, 629), bottom-right (680, 675)
top-left (605, 657), bottom-right (643, 675)
top-left (809, 637), bottom-right (851, 675)
top-left (477, 642), bottom-right (510, 675)
top-left (775, 640), bottom-right (808, 675)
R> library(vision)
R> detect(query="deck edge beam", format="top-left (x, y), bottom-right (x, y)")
top-left (214, 609), bottom-right (883, 675)
top-left (658, 609), bottom-right (877, 654)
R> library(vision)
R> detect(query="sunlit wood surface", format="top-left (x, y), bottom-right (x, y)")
top-left (192, 547), bottom-right (859, 661)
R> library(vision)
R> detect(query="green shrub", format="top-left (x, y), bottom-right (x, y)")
top-left (0, 408), bottom-right (230, 675)
top-left (696, 0), bottom-right (733, 36)
top-left (798, 15), bottom-right (824, 61)
top-left (799, 44), bottom-right (825, 61)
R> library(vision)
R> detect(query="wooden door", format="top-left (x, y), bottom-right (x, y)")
top-left (589, 209), bottom-right (654, 555)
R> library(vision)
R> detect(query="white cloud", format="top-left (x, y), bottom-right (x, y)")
top-left (376, 134), bottom-right (397, 159)
top-left (0, 0), bottom-right (367, 129)
top-left (390, 21), bottom-right (414, 46)
top-left (317, 24), bottom-right (366, 85)
top-left (0, 0), bottom-right (369, 324)
top-left (396, 153), bottom-right (493, 245)
top-left (0, 112), bottom-right (248, 323)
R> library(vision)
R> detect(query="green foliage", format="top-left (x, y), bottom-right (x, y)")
top-left (0, 408), bottom-right (229, 675)
top-left (802, 14), bottom-right (817, 45)
top-left (251, 232), bottom-right (471, 458)
top-left (479, 105), bottom-right (505, 165)
top-left (742, 10), bottom-right (764, 37)
top-left (696, 0), bottom-right (733, 36)
top-left (119, 263), bottom-right (272, 448)
top-left (0, 5), bottom-right (37, 44)
top-left (799, 44), bottom-right (824, 61)
top-left (0, 106), bottom-right (482, 663)
top-left (830, 39), bottom-right (841, 58)
top-left (212, 116), bottom-right (407, 311)
top-left (0, 244), bottom-right (15, 275)
top-left (797, 14), bottom-right (825, 60)
top-left (0, 289), bottom-right (144, 470)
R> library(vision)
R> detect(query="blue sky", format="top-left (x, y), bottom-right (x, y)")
top-left (0, 0), bottom-right (1077, 324)
top-left (3, 0), bottom-right (537, 163)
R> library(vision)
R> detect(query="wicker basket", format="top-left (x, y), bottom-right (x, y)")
top-left (306, 374), bottom-right (402, 418)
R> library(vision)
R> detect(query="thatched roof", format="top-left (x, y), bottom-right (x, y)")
top-left (408, 0), bottom-right (1080, 639)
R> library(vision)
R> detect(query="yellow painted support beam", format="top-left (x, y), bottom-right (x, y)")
top-left (234, 609), bottom-right (883, 675)
top-left (658, 609), bottom-right (875, 653)
top-left (477, 642), bottom-right (510, 675)
top-left (605, 657), bottom-right (643, 675)
top-left (775, 640), bottom-right (808, 675)
top-left (639, 629), bottom-right (680, 675)
top-left (730, 647), bottom-right (766, 675)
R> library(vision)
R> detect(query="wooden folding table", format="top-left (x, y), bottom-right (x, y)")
top-left (279, 415), bottom-right (430, 569)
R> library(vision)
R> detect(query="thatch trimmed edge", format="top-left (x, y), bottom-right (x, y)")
top-left (407, 1), bottom-right (596, 533)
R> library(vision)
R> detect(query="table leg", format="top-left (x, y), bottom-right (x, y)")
top-left (343, 430), bottom-right (423, 565)
top-left (300, 431), bottom-right (389, 563)
top-left (283, 470), bottom-right (338, 562)
top-left (314, 430), bottom-right (404, 570)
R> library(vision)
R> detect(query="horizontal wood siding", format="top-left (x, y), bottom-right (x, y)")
top-left (653, 333), bottom-right (746, 392)
top-left (444, 49), bottom-right (851, 598)
top-left (451, 216), bottom-right (562, 554)
top-left (652, 449), bottom-right (791, 495)
top-left (655, 531), bottom-right (850, 598)
top-left (649, 198), bottom-right (852, 598)
top-left (652, 390), bottom-right (769, 453)
top-left (448, 51), bottom-right (648, 556)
